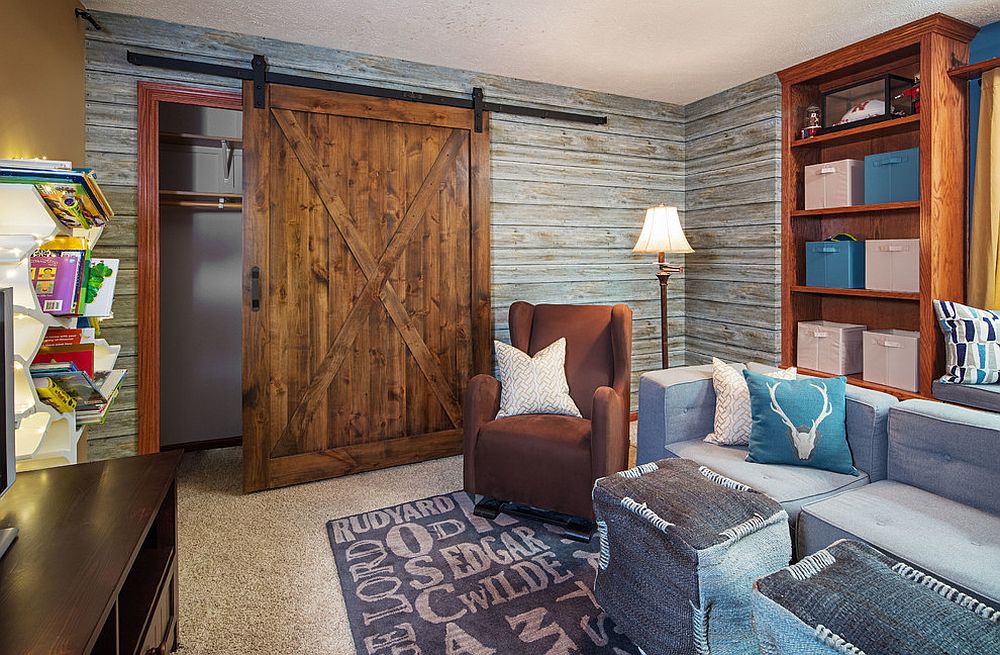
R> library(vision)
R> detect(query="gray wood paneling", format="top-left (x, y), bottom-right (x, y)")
top-left (683, 75), bottom-right (782, 366)
top-left (84, 11), bottom-right (688, 455)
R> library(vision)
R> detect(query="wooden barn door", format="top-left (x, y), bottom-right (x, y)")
top-left (241, 83), bottom-right (491, 491)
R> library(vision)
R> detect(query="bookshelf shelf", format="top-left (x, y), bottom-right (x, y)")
top-left (790, 114), bottom-right (920, 149)
top-left (790, 201), bottom-right (920, 217)
top-left (0, 166), bottom-right (125, 469)
top-left (790, 286), bottom-right (920, 301)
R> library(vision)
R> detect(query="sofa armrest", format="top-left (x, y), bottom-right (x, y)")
top-left (463, 374), bottom-right (500, 492)
top-left (636, 365), bottom-right (715, 465)
top-left (591, 386), bottom-right (628, 479)
top-left (842, 384), bottom-right (897, 482)
top-left (888, 399), bottom-right (1000, 515)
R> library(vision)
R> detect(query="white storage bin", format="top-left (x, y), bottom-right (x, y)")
top-left (863, 329), bottom-right (920, 392)
top-left (804, 159), bottom-right (865, 210)
top-left (865, 239), bottom-right (919, 293)
top-left (797, 320), bottom-right (866, 375)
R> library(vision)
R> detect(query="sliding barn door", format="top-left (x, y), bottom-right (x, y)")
top-left (242, 83), bottom-right (490, 491)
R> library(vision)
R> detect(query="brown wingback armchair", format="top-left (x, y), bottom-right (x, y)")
top-left (463, 302), bottom-right (633, 524)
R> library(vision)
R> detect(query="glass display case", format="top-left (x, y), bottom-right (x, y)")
top-left (820, 74), bottom-right (914, 134)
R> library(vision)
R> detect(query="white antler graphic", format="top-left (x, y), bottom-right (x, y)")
top-left (767, 382), bottom-right (833, 460)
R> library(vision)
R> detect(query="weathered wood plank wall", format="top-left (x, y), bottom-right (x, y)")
top-left (83, 12), bottom-right (688, 458)
top-left (683, 75), bottom-right (782, 365)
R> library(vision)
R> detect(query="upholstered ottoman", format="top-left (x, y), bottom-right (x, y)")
top-left (593, 458), bottom-right (791, 655)
top-left (753, 539), bottom-right (1000, 655)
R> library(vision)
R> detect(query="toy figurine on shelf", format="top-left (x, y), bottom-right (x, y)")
top-left (801, 105), bottom-right (822, 139)
top-left (901, 73), bottom-right (921, 114)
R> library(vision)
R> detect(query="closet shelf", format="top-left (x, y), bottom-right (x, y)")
top-left (160, 132), bottom-right (243, 149)
top-left (160, 190), bottom-right (242, 210)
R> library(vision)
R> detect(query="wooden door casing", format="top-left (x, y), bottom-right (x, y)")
top-left (242, 83), bottom-right (491, 491)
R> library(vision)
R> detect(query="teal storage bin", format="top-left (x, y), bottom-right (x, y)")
top-left (864, 147), bottom-right (920, 204)
top-left (805, 237), bottom-right (865, 289)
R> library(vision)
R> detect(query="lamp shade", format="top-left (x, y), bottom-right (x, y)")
top-left (632, 205), bottom-right (694, 255)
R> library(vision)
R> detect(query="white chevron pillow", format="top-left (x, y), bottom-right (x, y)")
top-left (494, 338), bottom-right (582, 419)
top-left (705, 358), bottom-right (796, 446)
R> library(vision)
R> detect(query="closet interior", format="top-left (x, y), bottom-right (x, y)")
top-left (158, 103), bottom-right (243, 449)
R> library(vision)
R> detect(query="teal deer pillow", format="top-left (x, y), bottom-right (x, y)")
top-left (743, 371), bottom-right (857, 475)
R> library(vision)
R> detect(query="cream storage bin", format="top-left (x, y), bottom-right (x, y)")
top-left (863, 329), bottom-right (920, 392)
top-left (865, 239), bottom-right (919, 293)
top-left (797, 320), bottom-right (866, 375)
top-left (804, 159), bottom-right (865, 210)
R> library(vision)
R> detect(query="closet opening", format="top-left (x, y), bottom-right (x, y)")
top-left (136, 84), bottom-right (243, 454)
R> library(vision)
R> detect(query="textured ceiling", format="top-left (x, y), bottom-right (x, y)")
top-left (86, 0), bottom-right (1000, 104)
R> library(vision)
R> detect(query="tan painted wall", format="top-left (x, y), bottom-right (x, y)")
top-left (0, 0), bottom-right (85, 164)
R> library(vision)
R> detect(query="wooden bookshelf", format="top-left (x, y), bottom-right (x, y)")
top-left (797, 367), bottom-right (924, 400)
top-left (778, 14), bottom-right (978, 399)
top-left (948, 55), bottom-right (1000, 80)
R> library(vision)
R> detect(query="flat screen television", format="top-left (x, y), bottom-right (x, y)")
top-left (0, 286), bottom-right (17, 559)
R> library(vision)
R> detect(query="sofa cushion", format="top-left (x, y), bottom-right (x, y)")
top-left (797, 480), bottom-right (1000, 606)
top-left (933, 379), bottom-right (1000, 413)
top-left (475, 414), bottom-right (593, 518)
top-left (889, 400), bottom-right (1000, 515)
top-left (665, 439), bottom-right (869, 522)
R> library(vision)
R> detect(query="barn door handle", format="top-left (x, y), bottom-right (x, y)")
top-left (250, 267), bottom-right (261, 311)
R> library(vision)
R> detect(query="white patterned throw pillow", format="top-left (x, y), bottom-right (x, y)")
top-left (494, 338), bottom-right (582, 419)
top-left (705, 358), bottom-right (797, 446)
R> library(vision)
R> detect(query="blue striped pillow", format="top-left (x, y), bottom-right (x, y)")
top-left (933, 300), bottom-right (1000, 384)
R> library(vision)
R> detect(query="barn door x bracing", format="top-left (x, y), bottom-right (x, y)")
top-left (242, 83), bottom-right (491, 491)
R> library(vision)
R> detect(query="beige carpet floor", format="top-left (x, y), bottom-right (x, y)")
top-left (173, 424), bottom-right (636, 654)
top-left (174, 447), bottom-right (464, 655)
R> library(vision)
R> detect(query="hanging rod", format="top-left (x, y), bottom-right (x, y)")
top-left (126, 51), bottom-right (608, 133)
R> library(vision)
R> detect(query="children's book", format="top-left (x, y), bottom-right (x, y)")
top-left (30, 252), bottom-right (84, 315)
top-left (41, 328), bottom-right (84, 347)
top-left (28, 362), bottom-right (105, 410)
top-left (34, 236), bottom-right (91, 315)
top-left (0, 167), bottom-right (113, 224)
top-left (34, 342), bottom-right (96, 377)
top-left (33, 377), bottom-right (77, 413)
top-left (83, 259), bottom-right (119, 317)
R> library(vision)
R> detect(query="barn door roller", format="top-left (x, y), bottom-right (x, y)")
top-left (126, 51), bottom-right (608, 132)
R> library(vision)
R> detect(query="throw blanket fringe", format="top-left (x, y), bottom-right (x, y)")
top-left (691, 602), bottom-right (711, 655)
top-left (892, 562), bottom-right (1000, 623)
top-left (815, 624), bottom-right (866, 655)
top-left (720, 513), bottom-right (767, 544)
top-left (619, 462), bottom-right (660, 479)
top-left (787, 549), bottom-right (837, 581)
top-left (597, 520), bottom-right (610, 570)
top-left (699, 466), bottom-right (752, 492)
top-left (620, 496), bottom-right (673, 533)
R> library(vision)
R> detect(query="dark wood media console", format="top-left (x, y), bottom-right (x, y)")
top-left (0, 451), bottom-right (183, 655)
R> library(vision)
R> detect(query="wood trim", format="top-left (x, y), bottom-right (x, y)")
top-left (241, 80), bottom-right (271, 492)
top-left (790, 286), bottom-right (920, 301)
top-left (470, 116), bottom-right (493, 376)
top-left (136, 82), bottom-right (242, 456)
top-left (790, 114), bottom-right (919, 148)
top-left (266, 429), bottom-right (464, 489)
top-left (269, 84), bottom-right (473, 129)
top-left (790, 201), bottom-right (920, 217)
top-left (778, 13), bottom-right (978, 84)
top-left (949, 55), bottom-right (1000, 80)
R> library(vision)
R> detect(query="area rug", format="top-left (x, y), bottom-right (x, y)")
top-left (327, 491), bottom-right (640, 654)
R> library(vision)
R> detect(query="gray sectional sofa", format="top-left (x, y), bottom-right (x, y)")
top-left (636, 363), bottom-right (1000, 606)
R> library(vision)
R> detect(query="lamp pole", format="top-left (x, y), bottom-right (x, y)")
top-left (657, 252), bottom-right (670, 369)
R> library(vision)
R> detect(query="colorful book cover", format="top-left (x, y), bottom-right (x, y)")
top-left (30, 252), bottom-right (83, 315)
top-left (34, 343), bottom-right (96, 377)
top-left (83, 259), bottom-right (119, 317)
top-left (37, 236), bottom-right (91, 315)
top-left (0, 167), bottom-right (113, 223)
top-left (33, 377), bottom-right (77, 413)
top-left (29, 366), bottom-right (104, 410)
top-left (42, 328), bottom-right (84, 347)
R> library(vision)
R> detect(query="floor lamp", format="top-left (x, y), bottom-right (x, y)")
top-left (632, 205), bottom-right (694, 369)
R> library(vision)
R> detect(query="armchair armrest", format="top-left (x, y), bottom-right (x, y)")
top-left (463, 374), bottom-right (500, 492)
top-left (591, 386), bottom-right (628, 479)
